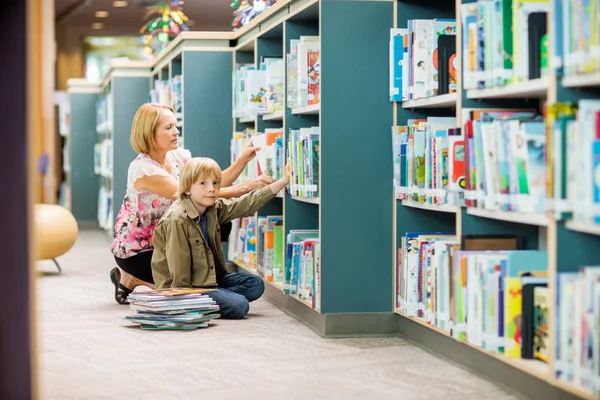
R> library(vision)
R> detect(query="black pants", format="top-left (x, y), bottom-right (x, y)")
top-left (114, 221), bottom-right (233, 284)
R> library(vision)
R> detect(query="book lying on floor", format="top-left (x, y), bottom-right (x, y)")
top-left (124, 288), bottom-right (221, 330)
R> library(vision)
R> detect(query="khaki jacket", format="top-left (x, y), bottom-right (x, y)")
top-left (151, 186), bottom-right (275, 289)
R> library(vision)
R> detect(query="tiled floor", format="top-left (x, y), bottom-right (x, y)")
top-left (36, 229), bottom-right (519, 400)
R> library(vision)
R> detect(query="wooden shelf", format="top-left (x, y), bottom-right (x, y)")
top-left (291, 104), bottom-right (320, 115)
top-left (291, 195), bottom-right (320, 204)
top-left (466, 208), bottom-right (550, 227)
top-left (395, 310), bottom-right (595, 399)
top-left (402, 93), bottom-right (457, 109)
top-left (262, 111), bottom-right (284, 121)
top-left (401, 200), bottom-right (458, 214)
top-left (238, 115), bottom-right (256, 123)
top-left (466, 77), bottom-right (549, 99)
top-left (565, 220), bottom-right (600, 236)
top-left (562, 73), bottom-right (600, 88)
top-left (265, 280), bottom-right (284, 290)
top-left (394, 309), bottom-right (450, 335)
top-left (292, 293), bottom-right (314, 309)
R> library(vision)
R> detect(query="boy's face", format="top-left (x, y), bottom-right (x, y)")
top-left (187, 174), bottom-right (220, 208)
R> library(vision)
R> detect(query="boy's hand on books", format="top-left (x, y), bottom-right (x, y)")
top-left (240, 145), bottom-right (260, 163)
top-left (269, 161), bottom-right (292, 195)
top-left (283, 160), bottom-right (291, 184)
top-left (247, 174), bottom-right (275, 191)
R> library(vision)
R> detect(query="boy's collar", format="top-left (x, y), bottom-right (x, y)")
top-left (181, 196), bottom-right (214, 220)
top-left (181, 196), bottom-right (200, 219)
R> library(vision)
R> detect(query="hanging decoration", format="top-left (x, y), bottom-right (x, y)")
top-left (140, 0), bottom-right (190, 58)
top-left (230, 0), bottom-right (279, 29)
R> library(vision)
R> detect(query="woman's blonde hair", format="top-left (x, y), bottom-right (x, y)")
top-left (178, 157), bottom-right (223, 199)
top-left (130, 103), bottom-right (175, 154)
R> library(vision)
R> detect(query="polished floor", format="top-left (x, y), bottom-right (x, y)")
top-left (36, 229), bottom-right (520, 400)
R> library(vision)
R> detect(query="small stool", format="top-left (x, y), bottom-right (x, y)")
top-left (34, 204), bottom-right (78, 273)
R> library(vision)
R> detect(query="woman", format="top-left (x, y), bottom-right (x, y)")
top-left (109, 103), bottom-right (273, 304)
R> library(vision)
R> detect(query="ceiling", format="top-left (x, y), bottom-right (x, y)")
top-left (55, 0), bottom-right (235, 37)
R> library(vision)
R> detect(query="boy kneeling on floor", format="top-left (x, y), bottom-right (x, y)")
top-left (151, 157), bottom-right (291, 319)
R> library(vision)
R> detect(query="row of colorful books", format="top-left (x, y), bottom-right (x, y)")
top-left (547, 100), bottom-right (600, 226)
top-left (460, 0), bottom-right (549, 90)
top-left (93, 138), bottom-right (112, 178)
top-left (395, 102), bottom-right (600, 229)
top-left (227, 218), bottom-right (321, 311)
top-left (233, 58), bottom-right (284, 119)
top-left (555, 268), bottom-right (600, 396)
top-left (397, 232), bottom-right (548, 360)
top-left (288, 126), bottom-right (320, 199)
top-left (230, 128), bottom-right (285, 186)
top-left (553, 0), bottom-right (600, 77)
top-left (287, 36), bottom-right (320, 109)
top-left (97, 186), bottom-right (112, 232)
top-left (95, 92), bottom-right (112, 129)
top-left (285, 230), bottom-right (320, 311)
top-left (392, 117), bottom-right (462, 205)
top-left (389, 18), bottom-right (457, 101)
top-left (149, 76), bottom-right (182, 120)
top-left (462, 108), bottom-right (545, 213)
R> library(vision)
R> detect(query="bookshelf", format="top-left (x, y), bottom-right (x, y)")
top-left (66, 79), bottom-right (103, 226)
top-left (226, 0), bottom-right (395, 329)
top-left (93, 61), bottom-right (153, 233)
top-left (148, 32), bottom-right (234, 170)
top-left (391, 0), bottom-right (600, 398)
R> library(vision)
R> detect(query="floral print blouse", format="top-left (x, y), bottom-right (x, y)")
top-left (110, 147), bottom-right (191, 259)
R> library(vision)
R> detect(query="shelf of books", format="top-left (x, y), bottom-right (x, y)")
top-left (391, 0), bottom-right (600, 398)
top-left (66, 78), bottom-right (103, 225)
top-left (92, 61), bottom-right (153, 233)
top-left (227, 0), bottom-right (394, 324)
top-left (149, 32), bottom-right (234, 167)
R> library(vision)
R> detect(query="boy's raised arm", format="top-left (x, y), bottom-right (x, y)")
top-left (217, 163), bottom-right (291, 224)
top-left (152, 220), bottom-right (193, 288)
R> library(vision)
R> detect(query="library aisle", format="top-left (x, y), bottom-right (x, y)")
top-left (37, 230), bottom-right (515, 400)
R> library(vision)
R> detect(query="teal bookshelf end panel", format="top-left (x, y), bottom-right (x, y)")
top-left (69, 92), bottom-right (99, 222)
top-left (183, 51), bottom-right (233, 169)
top-left (556, 223), bottom-right (600, 273)
top-left (320, 0), bottom-right (394, 314)
top-left (395, 203), bottom-right (456, 250)
top-left (460, 208), bottom-right (541, 250)
top-left (112, 76), bottom-right (151, 225)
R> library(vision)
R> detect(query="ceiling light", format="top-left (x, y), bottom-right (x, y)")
top-left (95, 11), bottom-right (109, 18)
top-left (91, 23), bottom-right (104, 29)
top-left (113, 1), bottom-right (128, 7)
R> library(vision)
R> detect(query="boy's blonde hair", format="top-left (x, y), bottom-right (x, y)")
top-left (178, 157), bottom-right (223, 199)
top-left (130, 103), bottom-right (175, 154)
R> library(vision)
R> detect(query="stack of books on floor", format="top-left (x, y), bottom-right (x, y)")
top-left (124, 288), bottom-right (220, 331)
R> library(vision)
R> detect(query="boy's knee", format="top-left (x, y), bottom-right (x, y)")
top-left (247, 276), bottom-right (265, 302)
top-left (226, 298), bottom-right (250, 319)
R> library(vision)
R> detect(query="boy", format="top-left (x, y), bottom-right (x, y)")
top-left (151, 157), bottom-right (290, 319)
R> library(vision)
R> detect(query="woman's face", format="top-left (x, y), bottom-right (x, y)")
top-left (154, 109), bottom-right (179, 153)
